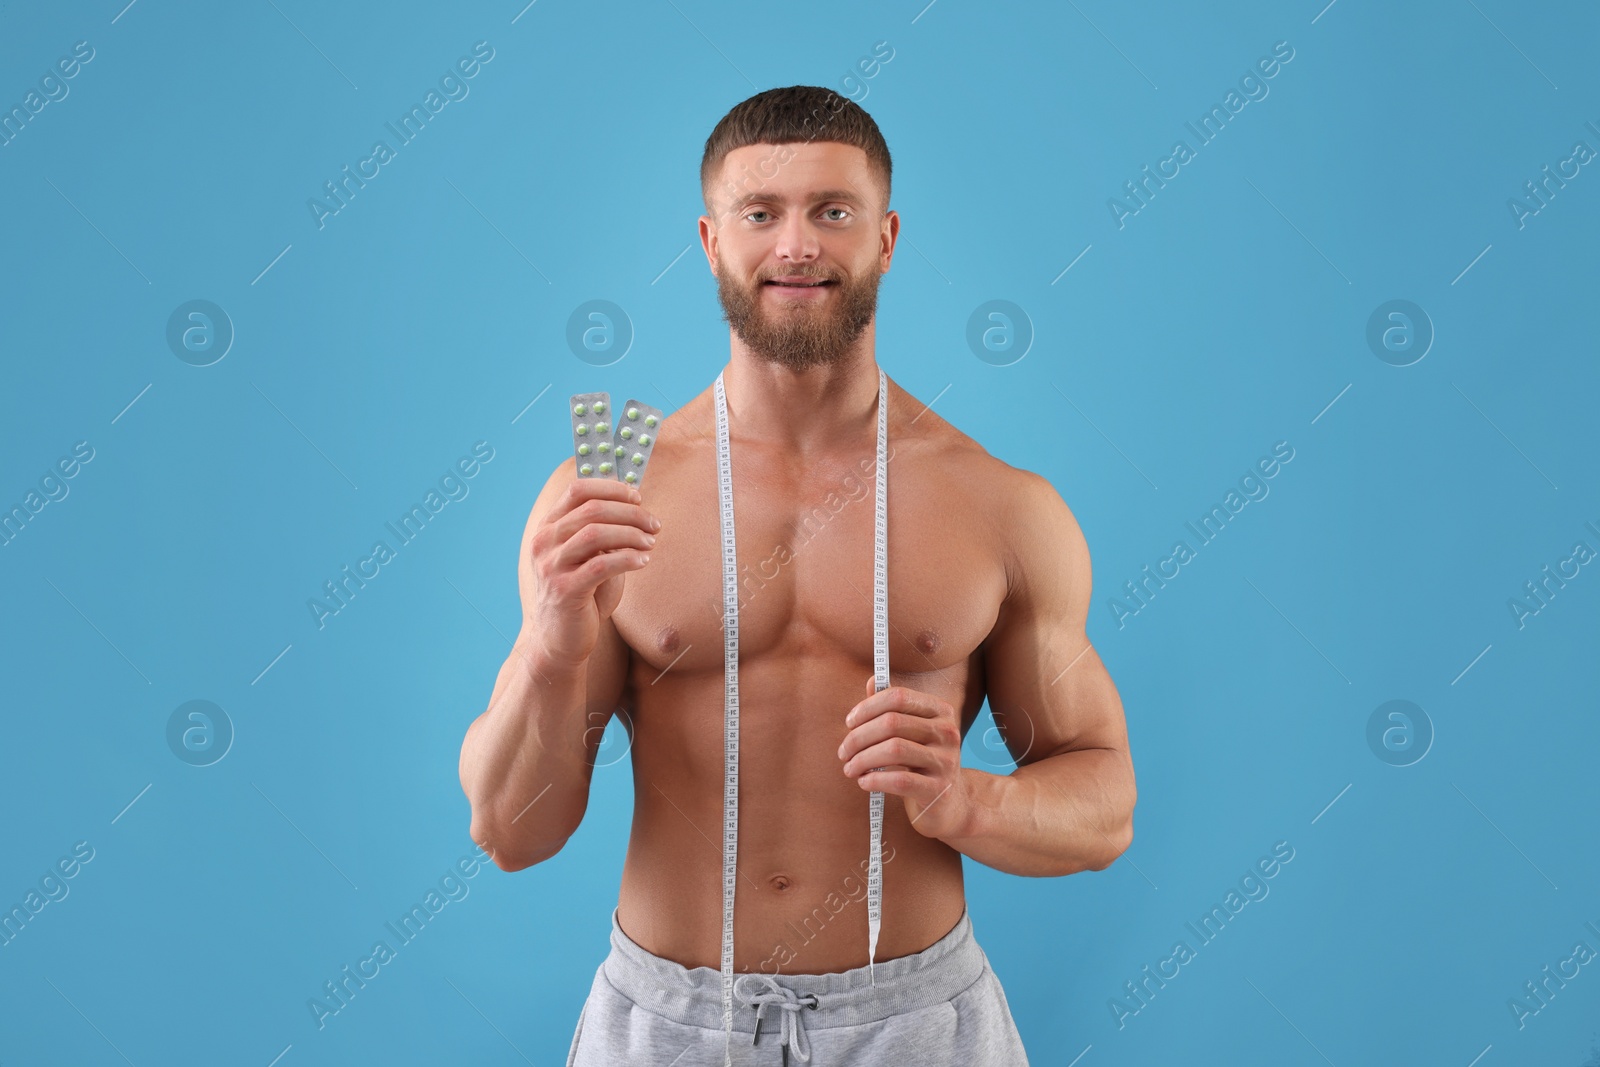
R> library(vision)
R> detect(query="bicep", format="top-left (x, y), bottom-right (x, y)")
top-left (981, 471), bottom-right (1127, 767)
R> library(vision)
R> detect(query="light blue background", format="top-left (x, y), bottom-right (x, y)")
top-left (3, 0), bottom-right (1598, 1063)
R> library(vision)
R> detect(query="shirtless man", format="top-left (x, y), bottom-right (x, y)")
top-left (458, 85), bottom-right (1136, 1066)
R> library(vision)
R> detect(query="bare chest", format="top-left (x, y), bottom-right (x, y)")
top-left (611, 440), bottom-right (1006, 695)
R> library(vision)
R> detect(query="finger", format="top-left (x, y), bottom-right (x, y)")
top-left (853, 766), bottom-right (938, 798)
top-left (839, 711), bottom-right (946, 764)
top-left (844, 737), bottom-right (939, 778)
top-left (546, 497), bottom-right (659, 548)
top-left (549, 521), bottom-right (657, 572)
top-left (567, 547), bottom-right (652, 592)
top-left (846, 686), bottom-right (944, 728)
top-left (547, 477), bottom-right (641, 524)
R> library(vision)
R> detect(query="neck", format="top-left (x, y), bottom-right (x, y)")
top-left (721, 347), bottom-right (882, 453)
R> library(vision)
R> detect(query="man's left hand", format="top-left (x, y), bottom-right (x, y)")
top-left (837, 676), bottom-right (971, 840)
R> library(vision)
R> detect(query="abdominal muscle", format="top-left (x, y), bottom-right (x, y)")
top-left (612, 656), bottom-right (975, 977)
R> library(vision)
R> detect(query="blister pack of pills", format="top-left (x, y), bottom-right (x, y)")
top-left (569, 392), bottom-right (616, 479)
top-left (613, 398), bottom-right (663, 487)
top-left (570, 393), bottom-right (664, 489)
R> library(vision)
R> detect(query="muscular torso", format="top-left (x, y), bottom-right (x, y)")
top-left (607, 378), bottom-right (1012, 976)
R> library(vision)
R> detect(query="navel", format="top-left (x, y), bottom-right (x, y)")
top-left (768, 873), bottom-right (794, 892)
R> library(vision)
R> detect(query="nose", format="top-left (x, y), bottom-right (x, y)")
top-left (772, 210), bottom-right (822, 263)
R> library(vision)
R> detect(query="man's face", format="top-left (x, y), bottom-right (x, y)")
top-left (700, 141), bottom-right (898, 372)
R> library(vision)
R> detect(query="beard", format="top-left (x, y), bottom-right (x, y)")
top-left (715, 263), bottom-right (881, 372)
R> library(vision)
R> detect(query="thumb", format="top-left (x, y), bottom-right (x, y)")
top-left (865, 673), bottom-right (875, 695)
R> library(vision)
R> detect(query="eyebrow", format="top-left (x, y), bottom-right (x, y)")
top-left (726, 188), bottom-right (866, 213)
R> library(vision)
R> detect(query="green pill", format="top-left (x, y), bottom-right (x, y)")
top-left (576, 423), bottom-right (588, 436)
top-left (574, 403), bottom-right (587, 416)
top-left (627, 406), bottom-right (640, 420)
top-left (639, 434), bottom-right (652, 446)
top-left (577, 443), bottom-right (590, 455)
top-left (598, 461), bottom-right (614, 475)
top-left (593, 401), bottom-right (606, 415)
top-left (579, 463), bottom-right (593, 475)
top-left (624, 471), bottom-right (638, 484)
top-left (620, 427), bottom-right (633, 440)
top-left (644, 415), bottom-right (658, 428)
top-left (595, 421), bottom-right (610, 434)
top-left (631, 452), bottom-right (644, 465)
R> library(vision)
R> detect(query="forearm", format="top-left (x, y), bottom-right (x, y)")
top-left (459, 634), bottom-right (594, 869)
top-left (936, 748), bottom-right (1135, 877)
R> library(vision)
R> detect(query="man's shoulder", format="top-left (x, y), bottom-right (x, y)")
top-left (894, 397), bottom-right (1055, 508)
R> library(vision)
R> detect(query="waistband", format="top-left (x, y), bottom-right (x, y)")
top-left (602, 905), bottom-right (985, 1035)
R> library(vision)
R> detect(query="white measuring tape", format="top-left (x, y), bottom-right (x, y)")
top-left (714, 368), bottom-right (889, 1065)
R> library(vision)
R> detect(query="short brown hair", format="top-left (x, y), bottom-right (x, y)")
top-left (700, 85), bottom-right (892, 215)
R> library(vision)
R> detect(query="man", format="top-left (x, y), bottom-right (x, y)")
top-left (457, 85), bottom-right (1135, 1065)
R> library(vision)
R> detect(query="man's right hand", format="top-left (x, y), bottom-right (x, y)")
top-left (525, 478), bottom-right (659, 664)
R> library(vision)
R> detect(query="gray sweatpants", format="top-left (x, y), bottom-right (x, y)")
top-left (565, 905), bottom-right (1030, 1066)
